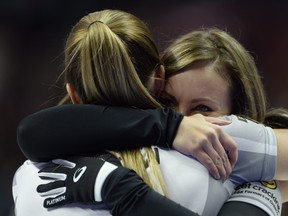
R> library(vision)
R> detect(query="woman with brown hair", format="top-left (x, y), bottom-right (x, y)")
top-left (14, 10), bottom-right (288, 216)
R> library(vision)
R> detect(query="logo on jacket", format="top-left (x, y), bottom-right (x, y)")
top-left (73, 166), bottom-right (87, 182)
top-left (261, 180), bottom-right (277, 189)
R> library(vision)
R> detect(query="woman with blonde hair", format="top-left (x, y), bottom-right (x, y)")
top-left (14, 10), bottom-right (288, 216)
top-left (14, 9), bottom-right (239, 216)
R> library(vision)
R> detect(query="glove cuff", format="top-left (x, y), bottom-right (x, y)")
top-left (95, 161), bottom-right (118, 202)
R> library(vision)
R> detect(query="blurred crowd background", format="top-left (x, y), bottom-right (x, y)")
top-left (1, 1), bottom-right (288, 215)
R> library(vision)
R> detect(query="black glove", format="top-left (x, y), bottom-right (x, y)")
top-left (37, 153), bottom-right (121, 208)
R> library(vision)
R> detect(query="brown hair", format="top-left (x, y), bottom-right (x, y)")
top-left (162, 28), bottom-right (267, 122)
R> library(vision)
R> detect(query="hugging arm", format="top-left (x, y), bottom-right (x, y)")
top-left (17, 104), bottom-right (238, 179)
top-left (218, 115), bottom-right (283, 216)
top-left (18, 104), bottom-right (182, 162)
top-left (221, 115), bottom-right (288, 181)
top-left (37, 154), bottom-right (277, 216)
top-left (37, 115), bottom-right (283, 216)
top-left (37, 155), bottom-right (200, 216)
top-left (103, 165), bottom-right (200, 216)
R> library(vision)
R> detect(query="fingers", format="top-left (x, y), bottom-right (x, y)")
top-left (217, 129), bottom-right (238, 169)
top-left (211, 137), bottom-right (232, 179)
top-left (38, 162), bottom-right (71, 181)
top-left (38, 171), bottom-right (67, 181)
top-left (37, 180), bottom-right (66, 195)
top-left (206, 120), bottom-right (238, 174)
top-left (208, 125), bottom-right (237, 179)
top-left (221, 154), bottom-right (232, 178)
top-left (193, 151), bottom-right (220, 180)
top-left (225, 145), bottom-right (238, 169)
top-left (52, 159), bottom-right (76, 168)
top-left (202, 141), bottom-right (231, 180)
top-left (173, 114), bottom-right (237, 180)
top-left (205, 116), bottom-right (238, 168)
top-left (193, 150), bottom-right (229, 180)
top-left (190, 126), bottom-right (233, 180)
top-left (205, 116), bottom-right (232, 126)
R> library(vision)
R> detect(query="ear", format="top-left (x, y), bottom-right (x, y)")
top-left (66, 83), bottom-right (81, 104)
top-left (153, 65), bottom-right (165, 99)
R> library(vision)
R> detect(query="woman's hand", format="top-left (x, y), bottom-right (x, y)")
top-left (37, 154), bottom-right (120, 208)
top-left (172, 114), bottom-right (238, 180)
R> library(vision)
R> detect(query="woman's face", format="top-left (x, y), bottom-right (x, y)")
top-left (163, 62), bottom-right (232, 117)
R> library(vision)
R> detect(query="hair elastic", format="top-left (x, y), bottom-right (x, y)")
top-left (88, 20), bottom-right (104, 28)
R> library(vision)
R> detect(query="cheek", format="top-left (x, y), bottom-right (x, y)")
top-left (224, 89), bottom-right (233, 114)
top-left (207, 113), bottom-right (222, 117)
top-left (208, 90), bottom-right (232, 117)
top-left (218, 95), bottom-right (233, 115)
top-left (215, 81), bottom-right (233, 115)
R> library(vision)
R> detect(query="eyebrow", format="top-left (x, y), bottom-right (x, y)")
top-left (189, 98), bottom-right (214, 103)
top-left (163, 90), bottom-right (217, 106)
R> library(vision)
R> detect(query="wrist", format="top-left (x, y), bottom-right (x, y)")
top-left (166, 109), bottom-right (184, 149)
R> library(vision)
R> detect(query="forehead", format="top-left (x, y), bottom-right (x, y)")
top-left (165, 63), bottom-right (231, 103)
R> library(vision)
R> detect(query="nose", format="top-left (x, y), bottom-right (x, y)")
top-left (177, 104), bottom-right (190, 116)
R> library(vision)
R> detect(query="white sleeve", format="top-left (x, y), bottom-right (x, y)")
top-left (226, 181), bottom-right (282, 216)
top-left (220, 115), bottom-right (277, 185)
